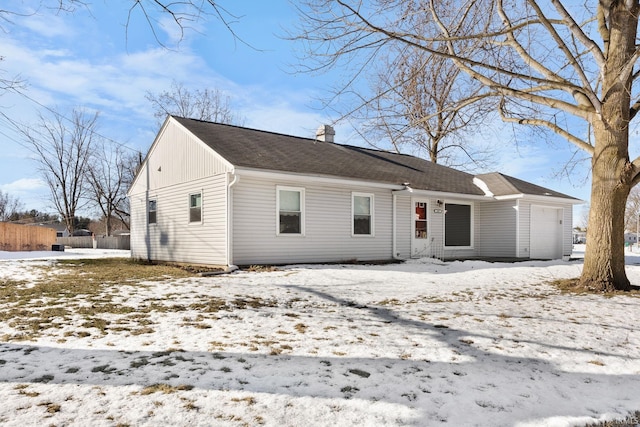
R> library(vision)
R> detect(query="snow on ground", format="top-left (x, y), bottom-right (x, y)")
top-left (0, 246), bottom-right (639, 426)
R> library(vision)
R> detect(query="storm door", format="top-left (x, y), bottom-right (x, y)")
top-left (412, 199), bottom-right (429, 257)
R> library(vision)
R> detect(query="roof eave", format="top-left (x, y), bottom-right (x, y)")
top-left (235, 167), bottom-right (405, 190)
top-left (495, 193), bottom-right (584, 204)
top-left (394, 188), bottom-right (492, 201)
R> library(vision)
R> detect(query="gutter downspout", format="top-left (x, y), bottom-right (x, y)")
top-left (226, 172), bottom-right (239, 271)
top-left (392, 193), bottom-right (400, 260)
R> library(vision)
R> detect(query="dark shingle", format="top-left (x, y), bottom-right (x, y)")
top-left (174, 117), bottom-right (485, 195)
top-left (476, 172), bottom-right (579, 200)
top-left (173, 117), bottom-right (576, 200)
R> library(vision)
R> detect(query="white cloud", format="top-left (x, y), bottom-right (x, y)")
top-left (0, 178), bottom-right (51, 213)
top-left (1, 178), bottom-right (46, 193)
top-left (16, 10), bottom-right (74, 38)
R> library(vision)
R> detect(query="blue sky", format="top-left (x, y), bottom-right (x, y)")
top-left (0, 1), bottom-right (591, 223)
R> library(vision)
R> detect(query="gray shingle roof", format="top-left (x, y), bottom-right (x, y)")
top-left (173, 117), bottom-right (577, 200)
top-left (174, 117), bottom-right (485, 195)
top-left (476, 172), bottom-right (579, 200)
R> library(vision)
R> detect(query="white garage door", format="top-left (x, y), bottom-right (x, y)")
top-left (530, 206), bottom-right (562, 259)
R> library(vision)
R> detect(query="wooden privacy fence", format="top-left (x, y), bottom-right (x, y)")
top-left (0, 222), bottom-right (57, 252)
top-left (56, 235), bottom-right (130, 250)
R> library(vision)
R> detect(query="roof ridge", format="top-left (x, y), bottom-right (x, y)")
top-left (172, 116), bottom-right (320, 144)
top-left (172, 115), bottom-right (454, 165)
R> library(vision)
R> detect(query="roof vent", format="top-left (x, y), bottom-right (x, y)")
top-left (316, 125), bottom-right (335, 143)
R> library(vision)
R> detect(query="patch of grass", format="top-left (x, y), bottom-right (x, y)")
top-left (33, 374), bottom-right (54, 383)
top-left (294, 323), bottom-right (308, 333)
top-left (38, 401), bottom-right (61, 413)
top-left (0, 258), bottom-right (195, 341)
top-left (130, 358), bottom-right (150, 368)
top-left (81, 318), bottom-right (110, 334)
top-left (189, 298), bottom-right (228, 313)
top-left (91, 364), bottom-right (116, 374)
top-left (231, 397), bottom-right (257, 405)
top-left (183, 400), bottom-right (199, 411)
top-left (139, 383), bottom-right (194, 395)
top-left (245, 265), bottom-right (279, 272)
top-left (130, 327), bottom-right (155, 336)
top-left (232, 296), bottom-right (278, 309)
top-left (377, 298), bottom-right (401, 306)
top-left (56, 258), bottom-right (192, 283)
top-left (551, 278), bottom-right (640, 296)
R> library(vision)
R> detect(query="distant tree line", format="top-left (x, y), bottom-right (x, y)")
top-left (3, 81), bottom-right (244, 236)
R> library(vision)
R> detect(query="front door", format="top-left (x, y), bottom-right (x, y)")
top-left (412, 199), bottom-right (429, 257)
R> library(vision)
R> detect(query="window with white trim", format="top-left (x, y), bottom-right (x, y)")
top-left (277, 186), bottom-right (304, 235)
top-left (445, 203), bottom-right (473, 247)
top-left (352, 193), bottom-right (374, 236)
top-left (148, 199), bottom-right (157, 225)
top-left (189, 193), bottom-right (202, 223)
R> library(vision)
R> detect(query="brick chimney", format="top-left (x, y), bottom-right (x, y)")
top-left (316, 125), bottom-right (335, 143)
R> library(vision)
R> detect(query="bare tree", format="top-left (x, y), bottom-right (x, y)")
top-left (146, 80), bottom-right (245, 125)
top-left (19, 108), bottom-right (97, 234)
top-left (0, 1), bottom-right (242, 99)
top-left (625, 187), bottom-right (640, 236)
top-left (360, 44), bottom-right (497, 170)
top-left (0, 189), bottom-right (23, 221)
top-left (1, 1), bottom-right (240, 46)
top-left (87, 141), bottom-right (136, 235)
top-left (294, 1), bottom-right (640, 291)
top-left (124, 1), bottom-right (243, 47)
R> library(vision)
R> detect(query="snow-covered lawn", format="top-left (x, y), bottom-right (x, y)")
top-left (0, 246), bottom-right (639, 426)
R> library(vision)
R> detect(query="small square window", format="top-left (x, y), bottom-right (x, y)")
top-left (189, 193), bottom-right (202, 223)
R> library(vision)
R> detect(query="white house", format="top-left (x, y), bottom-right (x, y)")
top-left (127, 116), bottom-right (582, 266)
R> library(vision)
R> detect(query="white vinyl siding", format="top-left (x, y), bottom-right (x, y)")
top-left (130, 174), bottom-right (227, 265)
top-left (129, 119), bottom-right (232, 196)
top-left (394, 195), bottom-right (411, 259)
top-left (561, 205), bottom-right (573, 257)
top-left (232, 176), bottom-right (393, 265)
top-left (476, 200), bottom-right (518, 257)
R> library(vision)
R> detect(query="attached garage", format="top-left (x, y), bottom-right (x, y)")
top-left (530, 205), bottom-right (563, 259)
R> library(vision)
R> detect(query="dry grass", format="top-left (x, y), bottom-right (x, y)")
top-left (0, 258), bottom-right (193, 341)
top-left (551, 278), bottom-right (640, 296)
top-left (138, 384), bottom-right (194, 395)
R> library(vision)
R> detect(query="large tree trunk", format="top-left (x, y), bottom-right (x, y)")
top-left (580, 122), bottom-right (631, 291)
top-left (580, 1), bottom-right (637, 292)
